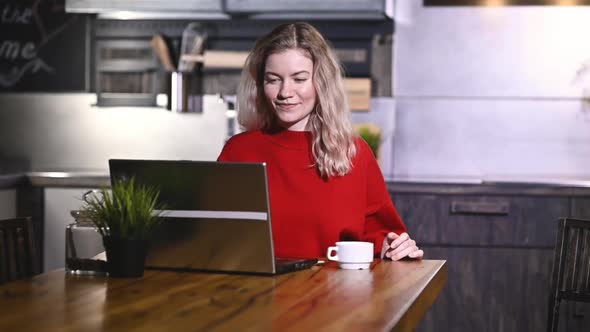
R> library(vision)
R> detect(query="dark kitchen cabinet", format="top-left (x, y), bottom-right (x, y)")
top-left (571, 197), bottom-right (590, 219)
top-left (389, 188), bottom-right (577, 332)
top-left (415, 247), bottom-right (553, 332)
top-left (562, 302), bottom-right (590, 332)
top-left (392, 194), bottom-right (567, 247)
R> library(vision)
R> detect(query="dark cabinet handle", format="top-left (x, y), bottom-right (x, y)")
top-left (450, 201), bottom-right (510, 215)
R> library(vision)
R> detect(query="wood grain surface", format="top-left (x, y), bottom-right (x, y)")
top-left (0, 259), bottom-right (446, 332)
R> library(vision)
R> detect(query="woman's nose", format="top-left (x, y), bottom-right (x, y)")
top-left (278, 82), bottom-right (293, 99)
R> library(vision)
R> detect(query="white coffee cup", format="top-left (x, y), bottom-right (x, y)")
top-left (326, 241), bottom-right (374, 270)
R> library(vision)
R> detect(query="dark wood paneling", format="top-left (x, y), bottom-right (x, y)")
top-left (392, 194), bottom-right (568, 247)
top-left (564, 302), bottom-right (590, 332)
top-left (392, 194), bottom-right (438, 244)
top-left (571, 198), bottom-right (590, 219)
top-left (390, 190), bottom-right (590, 332)
top-left (416, 247), bottom-right (555, 332)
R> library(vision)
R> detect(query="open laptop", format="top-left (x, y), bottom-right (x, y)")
top-left (108, 159), bottom-right (318, 275)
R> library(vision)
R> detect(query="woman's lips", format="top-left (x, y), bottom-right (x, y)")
top-left (276, 103), bottom-right (298, 110)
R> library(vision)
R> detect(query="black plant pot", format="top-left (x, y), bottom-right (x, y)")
top-left (103, 237), bottom-right (147, 278)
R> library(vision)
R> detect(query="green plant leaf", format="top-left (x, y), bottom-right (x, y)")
top-left (358, 126), bottom-right (382, 157)
top-left (80, 177), bottom-right (165, 240)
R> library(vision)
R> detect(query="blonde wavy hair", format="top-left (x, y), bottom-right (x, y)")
top-left (237, 22), bottom-right (357, 178)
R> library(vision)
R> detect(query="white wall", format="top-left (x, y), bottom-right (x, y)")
top-left (391, 1), bottom-right (590, 182)
top-left (394, 2), bottom-right (590, 98)
top-left (0, 94), bottom-right (228, 171)
top-left (352, 98), bottom-right (396, 179)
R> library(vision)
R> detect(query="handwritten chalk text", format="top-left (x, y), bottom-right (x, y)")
top-left (1, 4), bottom-right (32, 24)
top-left (0, 40), bottom-right (36, 60)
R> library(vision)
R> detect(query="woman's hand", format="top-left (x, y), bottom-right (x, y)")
top-left (381, 232), bottom-right (424, 261)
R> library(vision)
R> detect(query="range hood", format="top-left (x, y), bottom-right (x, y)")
top-left (65, 0), bottom-right (393, 20)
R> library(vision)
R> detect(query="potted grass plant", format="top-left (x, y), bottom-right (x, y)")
top-left (356, 124), bottom-right (382, 159)
top-left (81, 177), bottom-right (165, 278)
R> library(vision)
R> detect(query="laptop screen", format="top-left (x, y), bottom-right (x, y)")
top-left (108, 159), bottom-right (278, 274)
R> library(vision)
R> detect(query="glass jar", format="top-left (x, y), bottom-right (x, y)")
top-left (65, 210), bottom-right (108, 275)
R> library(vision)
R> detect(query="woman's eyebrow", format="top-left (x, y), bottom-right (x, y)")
top-left (264, 70), bottom-right (310, 77)
top-left (291, 70), bottom-right (310, 76)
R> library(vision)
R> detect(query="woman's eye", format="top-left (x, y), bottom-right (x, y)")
top-left (265, 78), bottom-right (280, 84)
top-left (294, 78), bottom-right (307, 83)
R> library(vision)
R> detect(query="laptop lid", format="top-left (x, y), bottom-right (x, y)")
top-left (108, 159), bottom-right (281, 274)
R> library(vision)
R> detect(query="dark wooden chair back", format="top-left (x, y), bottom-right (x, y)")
top-left (0, 217), bottom-right (38, 284)
top-left (547, 217), bottom-right (590, 332)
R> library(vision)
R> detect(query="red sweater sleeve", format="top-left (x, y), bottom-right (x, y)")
top-left (358, 139), bottom-right (407, 256)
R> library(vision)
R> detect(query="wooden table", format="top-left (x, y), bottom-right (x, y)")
top-left (0, 259), bottom-right (446, 332)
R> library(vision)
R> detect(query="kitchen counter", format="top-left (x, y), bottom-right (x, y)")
top-left (0, 172), bottom-right (109, 189)
top-left (2, 171), bottom-right (590, 196)
top-left (0, 173), bottom-right (27, 188)
top-left (386, 179), bottom-right (590, 196)
top-left (26, 172), bottom-right (111, 188)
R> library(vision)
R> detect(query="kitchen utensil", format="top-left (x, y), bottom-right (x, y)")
top-left (179, 23), bottom-right (207, 72)
top-left (150, 34), bottom-right (176, 72)
top-left (186, 33), bottom-right (208, 72)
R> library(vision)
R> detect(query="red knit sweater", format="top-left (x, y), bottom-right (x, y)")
top-left (217, 129), bottom-right (406, 258)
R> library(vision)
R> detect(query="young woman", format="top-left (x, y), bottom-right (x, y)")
top-left (218, 22), bottom-right (423, 261)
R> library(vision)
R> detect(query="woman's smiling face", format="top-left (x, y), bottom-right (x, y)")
top-left (263, 48), bottom-right (317, 131)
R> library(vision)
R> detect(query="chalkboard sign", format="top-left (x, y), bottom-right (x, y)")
top-left (0, 0), bottom-right (87, 92)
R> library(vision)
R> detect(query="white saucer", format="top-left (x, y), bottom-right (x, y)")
top-left (339, 262), bottom-right (371, 270)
